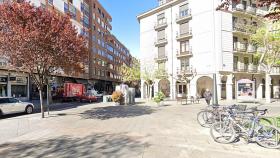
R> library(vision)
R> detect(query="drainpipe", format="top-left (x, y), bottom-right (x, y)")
top-left (212, 0), bottom-right (218, 105)
top-left (170, 5), bottom-right (174, 100)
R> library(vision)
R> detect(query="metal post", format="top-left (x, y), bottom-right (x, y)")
top-left (213, 73), bottom-right (218, 105)
top-left (47, 83), bottom-right (49, 115)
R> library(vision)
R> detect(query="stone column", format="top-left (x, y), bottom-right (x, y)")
top-left (140, 80), bottom-right (145, 99)
top-left (216, 74), bottom-right (222, 100)
top-left (154, 80), bottom-right (159, 95)
top-left (171, 80), bottom-right (176, 100)
top-left (190, 82), bottom-right (197, 97)
top-left (7, 73), bottom-right (11, 97)
top-left (257, 82), bottom-right (263, 99)
top-left (265, 74), bottom-right (271, 103)
top-left (226, 74), bottom-right (233, 100)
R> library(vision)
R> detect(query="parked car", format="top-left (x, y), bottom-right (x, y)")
top-left (79, 93), bottom-right (97, 103)
top-left (0, 97), bottom-right (34, 116)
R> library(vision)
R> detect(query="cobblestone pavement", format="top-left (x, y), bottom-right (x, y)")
top-left (0, 100), bottom-right (279, 158)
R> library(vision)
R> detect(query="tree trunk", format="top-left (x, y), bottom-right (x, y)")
top-left (265, 73), bottom-right (271, 103)
top-left (39, 89), bottom-right (45, 118)
top-left (149, 85), bottom-right (153, 100)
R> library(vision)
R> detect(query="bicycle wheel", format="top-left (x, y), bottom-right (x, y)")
top-left (210, 121), bottom-right (236, 144)
top-left (197, 110), bottom-right (215, 128)
top-left (256, 125), bottom-right (280, 149)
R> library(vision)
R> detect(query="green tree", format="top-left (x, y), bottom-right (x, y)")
top-left (250, 21), bottom-right (280, 103)
top-left (141, 66), bottom-right (168, 99)
top-left (120, 58), bottom-right (141, 87)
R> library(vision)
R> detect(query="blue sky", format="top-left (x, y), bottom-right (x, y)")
top-left (99, 0), bottom-right (158, 58)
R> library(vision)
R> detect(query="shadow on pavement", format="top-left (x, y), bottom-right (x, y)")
top-left (0, 133), bottom-right (148, 158)
top-left (79, 105), bottom-right (157, 120)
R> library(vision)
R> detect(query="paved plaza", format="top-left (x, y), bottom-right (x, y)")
top-left (0, 100), bottom-right (280, 158)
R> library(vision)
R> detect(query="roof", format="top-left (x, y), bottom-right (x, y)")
top-left (137, 0), bottom-right (185, 22)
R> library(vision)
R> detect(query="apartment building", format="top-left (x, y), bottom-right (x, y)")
top-left (138, 0), bottom-right (280, 100)
top-left (0, 0), bottom-right (132, 100)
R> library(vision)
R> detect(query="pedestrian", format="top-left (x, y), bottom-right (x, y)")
top-left (203, 89), bottom-right (212, 106)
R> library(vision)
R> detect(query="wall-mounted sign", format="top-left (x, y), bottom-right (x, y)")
top-left (0, 77), bottom-right (7, 83)
top-left (10, 77), bottom-right (27, 84)
top-left (237, 79), bottom-right (255, 100)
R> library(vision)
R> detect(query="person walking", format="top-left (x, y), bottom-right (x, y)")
top-left (203, 89), bottom-right (212, 106)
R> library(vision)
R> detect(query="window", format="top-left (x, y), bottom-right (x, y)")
top-left (64, 2), bottom-right (69, 13)
top-left (101, 71), bottom-right (105, 77)
top-left (83, 15), bottom-right (89, 28)
top-left (233, 36), bottom-right (238, 50)
top-left (9, 97), bottom-right (19, 103)
top-left (244, 57), bottom-right (249, 65)
top-left (158, 46), bottom-right (165, 58)
top-left (242, 1), bottom-right (247, 10)
top-left (81, 2), bottom-right (89, 16)
top-left (157, 30), bottom-right (165, 40)
top-left (48, 0), bottom-right (53, 5)
top-left (180, 22), bottom-right (189, 35)
top-left (179, 4), bottom-right (189, 17)
top-left (0, 98), bottom-right (9, 104)
top-left (69, 4), bottom-right (77, 19)
top-left (180, 41), bottom-right (189, 52)
top-left (157, 13), bottom-right (165, 24)
top-left (158, 62), bottom-right (165, 70)
top-left (234, 56), bottom-right (238, 70)
top-left (180, 59), bottom-right (189, 70)
top-left (253, 55), bottom-right (259, 65)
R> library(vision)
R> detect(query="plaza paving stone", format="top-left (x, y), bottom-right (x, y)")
top-left (0, 100), bottom-right (280, 158)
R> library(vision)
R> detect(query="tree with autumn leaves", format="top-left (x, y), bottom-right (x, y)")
top-left (217, 0), bottom-right (280, 21)
top-left (0, 2), bottom-right (88, 118)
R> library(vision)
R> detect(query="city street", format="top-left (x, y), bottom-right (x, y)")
top-left (0, 100), bottom-right (280, 158)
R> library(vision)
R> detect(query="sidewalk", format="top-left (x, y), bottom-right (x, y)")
top-left (0, 100), bottom-right (280, 158)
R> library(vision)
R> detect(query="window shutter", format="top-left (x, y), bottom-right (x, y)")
top-left (180, 22), bottom-right (188, 34)
top-left (157, 13), bottom-right (165, 19)
top-left (158, 30), bottom-right (165, 39)
top-left (179, 4), bottom-right (188, 12)
top-left (158, 46), bottom-right (165, 58)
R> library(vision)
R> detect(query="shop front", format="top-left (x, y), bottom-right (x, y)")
top-left (0, 70), bottom-right (30, 101)
top-left (0, 76), bottom-right (7, 97)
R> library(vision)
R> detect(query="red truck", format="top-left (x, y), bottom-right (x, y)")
top-left (63, 83), bottom-right (86, 101)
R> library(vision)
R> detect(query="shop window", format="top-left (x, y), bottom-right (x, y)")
top-left (11, 85), bottom-right (27, 98)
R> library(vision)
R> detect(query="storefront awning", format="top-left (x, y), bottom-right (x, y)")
top-left (75, 79), bottom-right (88, 85)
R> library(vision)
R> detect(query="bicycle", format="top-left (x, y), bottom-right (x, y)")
top-left (197, 104), bottom-right (247, 128)
top-left (210, 108), bottom-right (280, 149)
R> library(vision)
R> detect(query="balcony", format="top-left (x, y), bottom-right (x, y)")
top-left (154, 54), bottom-right (168, 62)
top-left (154, 37), bottom-right (168, 47)
top-left (248, 64), bottom-right (258, 73)
top-left (233, 42), bottom-right (247, 52)
top-left (176, 9), bottom-right (192, 24)
top-left (246, 6), bottom-right (256, 14)
top-left (271, 67), bottom-right (280, 74)
top-left (154, 19), bottom-right (168, 31)
top-left (247, 44), bottom-right (257, 53)
top-left (176, 48), bottom-right (192, 58)
top-left (233, 63), bottom-right (262, 73)
top-left (233, 42), bottom-right (257, 54)
top-left (176, 29), bottom-right (192, 41)
top-left (233, 4), bottom-right (245, 11)
top-left (177, 66), bottom-right (193, 76)
top-left (256, 8), bottom-right (268, 16)
top-left (232, 24), bottom-right (257, 35)
top-left (233, 63), bottom-right (249, 72)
